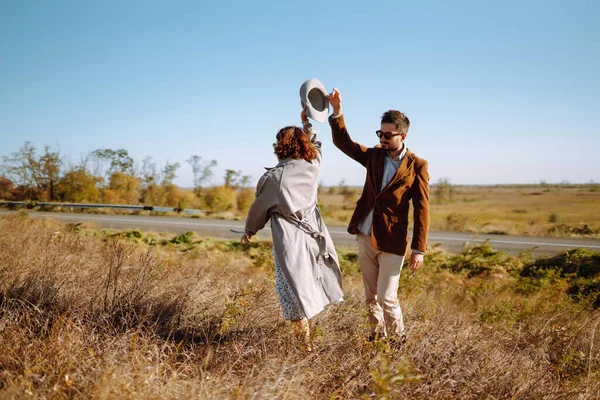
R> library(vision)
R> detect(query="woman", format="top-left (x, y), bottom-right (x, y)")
top-left (241, 107), bottom-right (343, 350)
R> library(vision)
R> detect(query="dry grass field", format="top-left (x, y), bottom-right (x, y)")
top-left (319, 184), bottom-right (600, 238)
top-left (1, 213), bottom-right (600, 399)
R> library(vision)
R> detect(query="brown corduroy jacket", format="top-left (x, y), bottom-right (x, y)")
top-left (329, 115), bottom-right (430, 256)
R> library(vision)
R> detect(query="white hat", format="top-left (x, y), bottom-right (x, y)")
top-left (299, 78), bottom-right (330, 123)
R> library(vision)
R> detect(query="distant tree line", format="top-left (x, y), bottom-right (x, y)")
top-left (0, 142), bottom-right (254, 213)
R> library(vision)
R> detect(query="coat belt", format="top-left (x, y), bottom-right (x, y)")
top-left (279, 205), bottom-right (333, 265)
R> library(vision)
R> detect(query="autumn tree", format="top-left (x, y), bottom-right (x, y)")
top-left (0, 142), bottom-right (62, 200)
top-left (91, 148), bottom-right (134, 185)
top-left (102, 171), bottom-right (141, 204)
top-left (203, 186), bottom-right (236, 212)
top-left (239, 174), bottom-right (252, 187)
top-left (162, 162), bottom-right (181, 186)
top-left (139, 156), bottom-right (162, 206)
top-left (0, 176), bottom-right (14, 200)
top-left (55, 167), bottom-right (101, 203)
top-left (186, 155), bottom-right (217, 195)
top-left (224, 169), bottom-right (240, 188)
top-left (39, 147), bottom-right (62, 201)
top-left (161, 162), bottom-right (181, 207)
top-left (223, 169), bottom-right (251, 189)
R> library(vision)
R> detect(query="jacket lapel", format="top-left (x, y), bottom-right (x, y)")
top-left (381, 149), bottom-right (414, 192)
top-left (370, 148), bottom-right (385, 195)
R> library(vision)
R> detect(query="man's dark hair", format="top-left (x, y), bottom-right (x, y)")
top-left (381, 110), bottom-right (410, 134)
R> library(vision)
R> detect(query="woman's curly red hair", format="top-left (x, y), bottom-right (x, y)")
top-left (273, 126), bottom-right (318, 162)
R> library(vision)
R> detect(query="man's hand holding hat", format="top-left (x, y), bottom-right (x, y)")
top-left (326, 88), bottom-right (342, 117)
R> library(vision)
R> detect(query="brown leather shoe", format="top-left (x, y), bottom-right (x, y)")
top-left (367, 331), bottom-right (383, 342)
top-left (388, 331), bottom-right (407, 349)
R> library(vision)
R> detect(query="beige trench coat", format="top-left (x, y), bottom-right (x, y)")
top-left (244, 131), bottom-right (343, 319)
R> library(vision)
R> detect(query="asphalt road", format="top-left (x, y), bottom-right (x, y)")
top-left (2, 210), bottom-right (599, 256)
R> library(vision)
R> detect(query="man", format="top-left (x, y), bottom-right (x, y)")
top-left (326, 88), bottom-right (430, 342)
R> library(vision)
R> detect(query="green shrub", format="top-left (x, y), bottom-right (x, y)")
top-left (513, 268), bottom-right (564, 295)
top-left (521, 248), bottom-right (600, 279)
top-left (513, 277), bottom-right (544, 295)
top-left (338, 249), bottom-right (360, 276)
top-left (478, 300), bottom-right (524, 325)
top-left (66, 222), bottom-right (83, 232)
top-left (548, 223), bottom-right (598, 237)
top-left (548, 223), bottom-right (571, 236)
top-left (441, 242), bottom-right (524, 278)
top-left (236, 188), bottom-right (254, 213)
top-left (122, 230), bottom-right (143, 240)
top-left (203, 186), bottom-right (236, 212)
top-left (418, 245), bottom-right (448, 272)
top-left (369, 355), bottom-right (423, 397)
top-left (224, 240), bottom-right (274, 270)
top-left (143, 234), bottom-right (159, 246)
top-left (245, 242), bottom-right (275, 270)
top-left (566, 278), bottom-right (600, 308)
top-left (445, 212), bottom-right (468, 231)
top-left (521, 249), bottom-right (600, 307)
top-left (559, 349), bottom-right (590, 380)
top-left (571, 223), bottom-right (597, 235)
top-left (169, 231), bottom-right (197, 245)
top-left (96, 229), bottom-right (143, 241)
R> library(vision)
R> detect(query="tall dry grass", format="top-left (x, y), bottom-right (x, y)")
top-left (0, 214), bottom-right (599, 399)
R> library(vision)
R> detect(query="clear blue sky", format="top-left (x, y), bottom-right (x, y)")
top-left (1, 0), bottom-right (598, 187)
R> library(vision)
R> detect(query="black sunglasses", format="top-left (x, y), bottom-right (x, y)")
top-left (375, 130), bottom-right (402, 140)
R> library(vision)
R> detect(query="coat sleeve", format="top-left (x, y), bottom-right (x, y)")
top-left (410, 160), bottom-right (430, 253)
top-left (304, 123), bottom-right (322, 163)
top-left (244, 171), bottom-right (280, 236)
top-left (328, 115), bottom-right (369, 167)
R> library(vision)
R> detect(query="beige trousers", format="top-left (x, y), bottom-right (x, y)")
top-left (356, 233), bottom-right (405, 336)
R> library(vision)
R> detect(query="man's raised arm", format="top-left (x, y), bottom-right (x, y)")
top-left (327, 88), bottom-right (369, 167)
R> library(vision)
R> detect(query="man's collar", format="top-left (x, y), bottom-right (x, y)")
top-left (386, 143), bottom-right (407, 161)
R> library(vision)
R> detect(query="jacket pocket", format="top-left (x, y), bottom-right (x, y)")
top-left (388, 218), bottom-right (409, 239)
top-left (381, 209), bottom-right (408, 235)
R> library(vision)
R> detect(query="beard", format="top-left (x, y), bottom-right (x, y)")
top-left (380, 141), bottom-right (401, 151)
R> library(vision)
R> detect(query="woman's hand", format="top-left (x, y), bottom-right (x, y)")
top-left (240, 233), bottom-right (251, 245)
top-left (301, 104), bottom-right (309, 125)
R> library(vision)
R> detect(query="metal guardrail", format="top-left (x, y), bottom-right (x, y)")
top-left (0, 201), bottom-right (206, 215)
